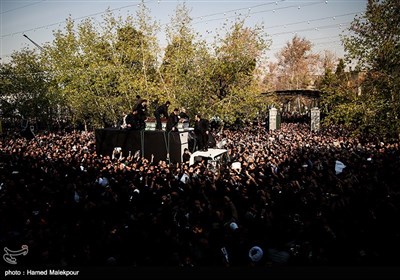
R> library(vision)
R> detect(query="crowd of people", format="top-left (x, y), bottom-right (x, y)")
top-left (0, 121), bottom-right (399, 267)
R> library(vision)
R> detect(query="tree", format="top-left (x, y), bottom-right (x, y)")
top-left (160, 5), bottom-right (270, 124)
top-left (275, 35), bottom-right (319, 90)
top-left (112, 3), bottom-right (160, 117)
top-left (2, 1), bottom-right (273, 129)
top-left (342, 0), bottom-right (400, 139)
top-left (210, 18), bottom-right (270, 122)
top-left (320, 50), bottom-right (338, 75)
top-left (0, 49), bottom-right (54, 128)
top-left (160, 2), bottom-right (221, 120)
top-left (131, 0), bottom-right (161, 109)
top-left (317, 58), bottom-right (361, 127)
top-left (44, 3), bottom-right (160, 128)
top-left (44, 17), bottom-right (93, 128)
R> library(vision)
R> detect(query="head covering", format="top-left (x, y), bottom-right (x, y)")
top-left (97, 177), bottom-right (109, 187)
top-left (180, 173), bottom-right (190, 184)
top-left (230, 222), bottom-right (239, 231)
top-left (249, 246), bottom-right (263, 262)
top-left (335, 160), bottom-right (346, 174)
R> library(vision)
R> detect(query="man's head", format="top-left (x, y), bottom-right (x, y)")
top-left (195, 114), bottom-right (201, 121)
top-left (166, 101), bottom-right (171, 106)
top-left (173, 108), bottom-right (179, 115)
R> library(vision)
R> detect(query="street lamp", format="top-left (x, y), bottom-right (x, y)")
top-left (23, 34), bottom-right (44, 51)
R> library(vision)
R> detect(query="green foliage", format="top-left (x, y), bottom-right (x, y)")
top-left (340, 0), bottom-right (400, 139)
top-left (44, 5), bottom-right (160, 128)
top-left (315, 1), bottom-right (400, 140)
top-left (159, 3), bottom-right (207, 116)
top-left (160, 5), bottom-right (269, 123)
top-left (0, 49), bottom-right (54, 126)
top-left (206, 18), bottom-right (270, 122)
top-left (317, 58), bottom-right (381, 138)
top-left (318, 59), bottom-right (352, 114)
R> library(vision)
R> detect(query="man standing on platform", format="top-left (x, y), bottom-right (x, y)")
top-left (154, 101), bottom-right (170, 130)
top-left (179, 107), bottom-right (189, 122)
top-left (194, 114), bottom-right (210, 151)
top-left (135, 99), bottom-right (148, 130)
top-left (179, 107), bottom-right (190, 128)
top-left (134, 95), bottom-right (142, 108)
top-left (125, 109), bottom-right (140, 130)
top-left (166, 108), bottom-right (180, 132)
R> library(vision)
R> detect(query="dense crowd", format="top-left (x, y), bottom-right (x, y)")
top-left (1, 122), bottom-right (399, 267)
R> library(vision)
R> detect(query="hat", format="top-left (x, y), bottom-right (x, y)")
top-left (97, 177), bottom-right (109, 187)
top-left (335, 160), bottom-right (346, 174)
top-left (249, 246), bottom-right (263, 262)
top-left (230, 222), bottom-right (239, 231)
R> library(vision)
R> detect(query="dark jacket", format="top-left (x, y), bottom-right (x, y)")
top-left (125, 112), bottom-right (140, 130)
top-left (194, 118), bottom-right (209, 135)
top-left (135, 103), bottom-right (147, 121)
top-left (166, 112), bottom-right (179, 132)
top-left (155, 104), bottom-right (169, 117)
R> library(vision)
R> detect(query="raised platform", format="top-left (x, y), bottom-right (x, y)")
top-left (95, 128), bottom-right (189, 163)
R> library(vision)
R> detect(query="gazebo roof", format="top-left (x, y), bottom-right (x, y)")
top-left (262, 89), bottom-right (322, 98)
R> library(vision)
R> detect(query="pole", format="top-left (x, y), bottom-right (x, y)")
top-left (23, 34), bottom-right (44, 51)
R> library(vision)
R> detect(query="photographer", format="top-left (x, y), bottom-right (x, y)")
top-left (194, 114), bottom-right (210, 151)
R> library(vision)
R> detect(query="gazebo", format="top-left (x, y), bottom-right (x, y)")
top-left (262, 89), bottom-right (322, 114)
top-left (262, 89), bottom-right (323, 131)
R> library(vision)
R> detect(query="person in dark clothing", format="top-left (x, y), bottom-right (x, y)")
top-left (166, 108), bottom-right (180, 132)
top-left (125, 109), bottom-right (140, 130)
top-left (134, 95), bottom-right (142, 109)
top-left (135, 99), bottom-right (148, 130)
top-left (154, 101), bottom-right (170, 130)
top-left (182, 148), bottom-right (191, 163)
top-left (179, 107), bottom-right (189, 123)
top-left (194, 114), bottom-right (210, 151)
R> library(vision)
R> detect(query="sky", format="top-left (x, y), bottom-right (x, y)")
top-left (0, 0), bottom-right (367, 64)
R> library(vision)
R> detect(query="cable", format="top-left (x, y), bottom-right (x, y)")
top-left (191, 0), bottom-right (286, 21)
top-left (0, 0), bottom-right (156, 38)
top-left (0, 0), bottom-right (46, 15)
top-left (1, 0), bottom-right (330, 38)
top-left (1, 1), bottom-right (358, 62)
top-left (266, 12), bottom-right (360, 29)
top-left (270, 22), bottom-right (351, 36)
